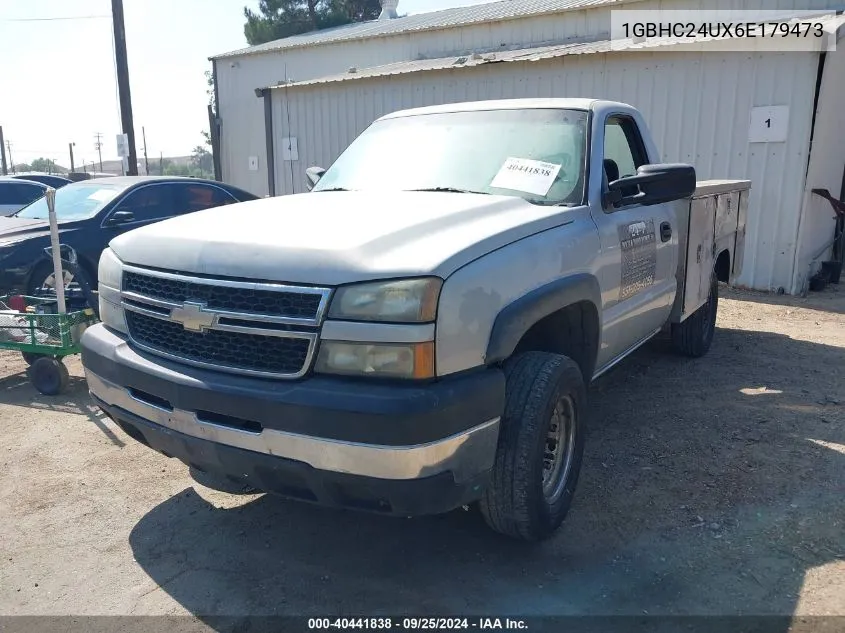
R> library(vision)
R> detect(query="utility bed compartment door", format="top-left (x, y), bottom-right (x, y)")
top-left (683, 197), bottom-right (716, 315)
top-left (715, 191), bottom-right (739, 242)
top-left (672, 179), bottom-right (751, 323)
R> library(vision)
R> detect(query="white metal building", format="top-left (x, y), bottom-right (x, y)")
top-left (211, 0), bottom-right (845, 294)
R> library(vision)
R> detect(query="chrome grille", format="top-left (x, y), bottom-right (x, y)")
top-left (123, 271), bottom-right (322, 320)
top-left (120, 266), bottom-right (331, 378)
top-left (125, 312), bottom-right (311, 376)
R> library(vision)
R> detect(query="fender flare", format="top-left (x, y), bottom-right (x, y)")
top-left (485, 273), bottom-right (602, 365)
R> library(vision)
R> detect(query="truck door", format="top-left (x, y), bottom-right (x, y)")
top-left (590, 113), bottom-right (678, 370)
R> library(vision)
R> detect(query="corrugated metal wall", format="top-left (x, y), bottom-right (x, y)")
top-left (217, 0), bottom-right (841, 197)
top-left (215, 2), bottom-right (612, 196)
top-left (272, 48), bottom-right (820, 291)
top-left (793, 43), bottom-right (845, 293)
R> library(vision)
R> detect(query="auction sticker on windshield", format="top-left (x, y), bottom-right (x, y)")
top-left (87, 189), bottom-right (118, 203)
top-left (490, 157), bottom-right (562, 197)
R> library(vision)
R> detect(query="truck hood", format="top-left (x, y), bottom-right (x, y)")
top-left (109, 191), bottom-right (576, 285)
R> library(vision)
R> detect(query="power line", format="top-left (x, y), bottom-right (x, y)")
top-left (0, 128), bottom-right (7, 176)
top-left (142, 127), bottom-right (150, 175)
top-left (5, 147), bottom-right (76, 154)
top-left (0, 15), bottom-right (110, 22)
top-left (6, 141), bottom-right (15, 174)
top-left (111, 0), bottom-right (138, 175)
top-left (94, 133), bottom-right (103, 171)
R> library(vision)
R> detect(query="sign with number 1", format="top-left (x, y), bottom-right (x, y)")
top-left (749, 106), bottom-right (789, 143)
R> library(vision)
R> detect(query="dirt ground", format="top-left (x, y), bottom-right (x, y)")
top-left (0, 286), bottom-right (843, 625)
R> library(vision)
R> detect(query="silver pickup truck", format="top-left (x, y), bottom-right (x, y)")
top-left (81, 99), bottom-right (749, 541)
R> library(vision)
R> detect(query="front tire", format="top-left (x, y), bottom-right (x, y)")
top-left (671, 273), bottom-right (718, 357)
top-left (27, 261), bottom-right (75, 297)
top-left (480, 352), bottom-right (587, 541)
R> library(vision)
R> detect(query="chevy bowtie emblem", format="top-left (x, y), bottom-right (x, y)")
top-left (170, 301), bottom-right (216, 332)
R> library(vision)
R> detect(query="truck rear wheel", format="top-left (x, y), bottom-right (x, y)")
top-left (672, 273), bottom-right (718, 357)
top-left (480, 352), bottom-right (586, 541)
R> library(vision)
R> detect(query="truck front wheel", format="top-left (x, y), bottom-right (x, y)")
top-left (671, 273), bottom-right (718, 357)
top-left (480, 352), bottom-right (586, 541)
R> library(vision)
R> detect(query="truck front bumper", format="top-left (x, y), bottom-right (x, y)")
top-left (81, 324), bottom-right (504, 516)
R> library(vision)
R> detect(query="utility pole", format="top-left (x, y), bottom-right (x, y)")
top-left (68, 142), bottom-right (76, 172)
top-left (94, 133), bottom-right (103, 171)
top-left (111, 0), bottom-right (138, 175)
top-left (159, 152), bottom-right (163, 175)
top-left (141, 126), bottom-right (149, 175)
top-left (6, 141), bottom-right (14, 174)
top-left (0, 127), bottom-right (6, 175)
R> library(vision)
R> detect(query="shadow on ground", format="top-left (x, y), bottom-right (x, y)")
top-left (0, 362), bottom-right (125, 446)
top-left (125, 327), bottom-right (845, 627)
top-left (724, 283), bottom-right (844, 314)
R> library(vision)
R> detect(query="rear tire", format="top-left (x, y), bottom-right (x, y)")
top-left (672, 273), bottom-right (718, 357)
top-left (480, 351), bottom-right (587, 541)
top-left (28, 356), bottom-right (70, 396)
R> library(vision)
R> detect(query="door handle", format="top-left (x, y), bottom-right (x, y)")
top-left (660, 221), bottom-right (672, 242)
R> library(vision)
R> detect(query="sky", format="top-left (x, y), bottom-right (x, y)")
top-left (0, 0), bottom-right (491, 170)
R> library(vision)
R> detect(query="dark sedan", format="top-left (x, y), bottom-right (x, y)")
top-left (11, 173), bottom-right (73, 189)
top-left (0, 176), bottom-right (257, 295)
top-left (0, 179), bottom-right (49, 216)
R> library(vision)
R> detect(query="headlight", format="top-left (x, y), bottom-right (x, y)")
top-left (328, 278), bottom-right (441, 322)
top-left (98, 248), bottom-right (123, 290)
top-left (98, 248), bottom-right (126, 333)
top-left (315, 341), bottom-right (435, 379)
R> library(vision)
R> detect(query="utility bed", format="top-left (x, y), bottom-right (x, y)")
top-left (672, 179), bottom-right (751, 321)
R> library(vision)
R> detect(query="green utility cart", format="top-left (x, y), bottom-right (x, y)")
top-left (0, 295), bottom-right (98, 395)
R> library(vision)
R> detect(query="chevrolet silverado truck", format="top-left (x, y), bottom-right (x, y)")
top-left (81, 99), bottom-right (749, 541)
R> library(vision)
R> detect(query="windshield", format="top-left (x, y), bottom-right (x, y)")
top-left (15, 183), bottom-right (123, 221)
top-left (314, 108), bottom-right (588, 205)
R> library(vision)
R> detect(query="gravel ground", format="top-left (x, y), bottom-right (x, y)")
top-left (0, 286), bottom-right (843, 624)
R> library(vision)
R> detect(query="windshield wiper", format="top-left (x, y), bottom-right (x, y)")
top-left (409, 187), bottom-right (490, 195)
top-left (314, 187), bottom-right (352, 192)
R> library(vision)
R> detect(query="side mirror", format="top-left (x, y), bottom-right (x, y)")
top-left (105, 210), bottom-right (135, 226)
top-left (605, 163), bottom-right (696, 209)
top-left (305, 166), bottom-right (326, 191)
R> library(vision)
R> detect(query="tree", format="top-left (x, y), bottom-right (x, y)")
top-left (243, 0), bottom-right (380, 46)
top-left (14, 162), bottom-right (32, 172)
top-left (201, 70), bottom-right (214, 150)
top-left (191, 145), bottom-right (213, 176)
top-left (204, 69), bottom-right (215, 112)
top-left (154, 158), bottom-right (173, 176)
top-left (163, 162), bottom-right (192, 177)
top-left (30, 157), bottom-right (58, 173)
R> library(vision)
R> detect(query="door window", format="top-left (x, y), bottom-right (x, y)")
top-left (0, 182), bottom-right (45, 205)
top-left (180, 184), bottom-right (237, 213)
top-left (111, 184), bottom-right (181, 222)
top-left (603, 117), bottom-right (649, 198)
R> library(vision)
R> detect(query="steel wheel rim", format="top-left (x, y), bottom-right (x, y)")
top-left (542, 395), bottom-right (577, 504)
top-left (40, 269), bottom-right (75, 292)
